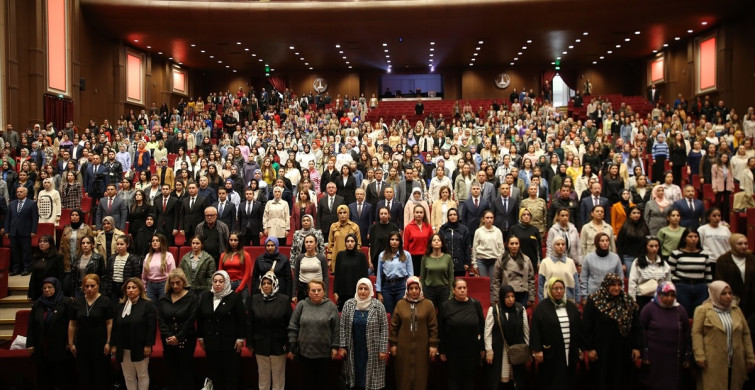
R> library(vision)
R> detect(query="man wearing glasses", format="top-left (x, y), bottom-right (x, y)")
top-left (195, 206), bottom-right (230, 267)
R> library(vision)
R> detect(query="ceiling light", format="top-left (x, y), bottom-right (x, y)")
top-left (335, 44), bottom-right (341, 48)
top-left (473, 53), bottom-right (478, 56)
top-left (635, 31), bottom-right (641, 35)
top-left (430, 42), bottom-right (435, 45)
top-left (158, 51), bottom-right (162, 55)
top-left (190, 44), bottom-right (195, 47)
top-left (592, 61), bottom-right (597, 64)
top-left (526, 40), bottom-right (532, 43)
top-left (663, 43), bottom-right (669, 47)
top-left (264, 64), bottom-right (268, 67)
top-left (295, 52), bottom-right (299, 55)
top-left (687, 29), bottom-right (694, 33)
top-left (386, 55), bottom-right (389, 58)
top-left (178, 62), bottom-right (182, 65)
top-left (430, 48), bottom-right (434, 51)
top-left (200, 50), bottom-right (205, 53)
top-left (289, 46), bottom-right (294, 50)
top-left (430, 54), bottom-right (434, 57)
top-left (625, 38), bottom-right (630, 42)
top-left (513, 57), bottom-right (518, 60)
top-left (134, 39), bottom-right (139, 43)
top-left (510, 62), bottom-right (515, 65)
top-left (522, 46), bottom-right (528, 49)
top-left (168, 57), bottom-right (172, 60)
top-left (551, 62), bottom-right (555, 65)
top-left (607, 50), bottom-right (612, 54)
top-left (478, 40), bottom-right (484, 44)
top-left (674, 37), bottom-right (680, 40)
top-left (233, 70), bottom-right (237, 73)
top-left (701, 21), bottom-right (708, 25)
top-left (146, 46), bottom-right (151, 49)
top-left (653, 50), bottom-right (658, 53)
top-left (557, 56), bottom-right (561, 60)
top-left (348, 66), bottom-right (352, 69)
top-left (575, 39), bottom-right (581, 43)
top-left (599, 56), bottom-right (604, 59)
top-left (616, 44), bottom-right (621, 48)
top-left (251, 53), bottom-right (256, 56)
top-left (387, 60), bottom-right (391, 63)
top-left (271, 68), bottom-right (275, 71)
top-left (341, 56), bottom-right (346, 59)
top-left (339, 51), bottom-right (343, 54)
top-left (475, 47), bottom-right (480, 50)
top-left (469, 63), bottom-right (473, 66)
top-left (471, 58), bottom-right (476, 61)
top-left (225, 65), bottom-right (229, 68)
top-left (429, 59), bottom-right (433, 62)
top-left (388, 68), bottom-right (392, 73)
top-left (258, 59), bottom-right (263, 62)
top-left (236, 42), bottom-right (241, 45)
top-left (209, 55), bottom-right (214, 58)
top-left (309, 67), bottom-right (313, 70)
top-left (384, 49), bottom-right (388, 52)
top-left (562, 51), bottom-right (568, 54)
top-left (244, 48), bottom-right (249, 51)
top-left (345, 61), bottom-right (349, 64)
top-left (218, 60), bottom-right (222, 63)
top-left (302, 57), bottom-right (306, 60)
top-left (568, 46), bottom-right (573, 49)
top-left (382, 43), bottom-right (387, 46)
top-left (518, 52), bottom-right (523, 55)
top-left (583, 32), bottom-right (589, 35)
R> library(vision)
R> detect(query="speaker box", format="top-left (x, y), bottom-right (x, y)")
top-left (80, 78), bottom-right (86, 91)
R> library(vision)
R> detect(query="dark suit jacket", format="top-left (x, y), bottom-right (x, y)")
top-left (335, 176), bottom-right (358, 205)
top-left (96, 196), bottom-right (129, 231)
top-left (376, 199), bottom-right (404, 228)
top-left (579, 196), bottom-right (611, 229)
top-left (181, 196), bottom-right (208, 234)
top-left (349, 201), bottom-right (374, 245)
top-left (461, 197), bottom-right (490, 233)
top-left (715, 252), bottom-right (755, 317)
top-left (320, 169), bottom-right (339, 193)
top-left (153, 196), bottom-right (181, 235)
top-left (395, 179), bottom-right (423, 205)
top-left (365, 180), bottom-right (388, 206)
top-left (672, 198), bottom-right (705, 229)
top-left (317, 194), bottom-right (345, 237)
top-left (112, 299), bottom-right (157, 363)
top-left (4, 199), bottom-right (38, 236)
top-left (197, 291), bottom-right (246, 351)
top-left (85, 164), bottom-right (109, 196)
top-left (238, 199), bottom-right (264, 236)
top-left (213, 201), bottom-right (237, 230)
top-left (491, 196), bottom-right (519, 236)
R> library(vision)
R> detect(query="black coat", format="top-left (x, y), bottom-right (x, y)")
top-left (252, 253), bottom-right (292, 299)
top-left (197, 291), bottom-right (246, 352)
top-left (111, 298), bottom-right (157, 363)
top-left (317, 194), bottom-right (345, 238)
top-left (103, 254), bottom-right (143, 298)
top-left (157, 291), bottom-right (199, 350)
top-left (246, 293), bottom-right (293, 356)
top-left (72, 252), bottom-right (107, 297)
top-left (26, 298), bottom-right (73, 361)
top-left (335, 176), bottom-right (358, 205)
top-left (530, 299), bottom-right (582, 390)
top-left (715, 252), bottom-right (755, 318)
top-left (28, 253), bottom-right (64, 300)
top-left (438, 223), bottom-right (472, 273)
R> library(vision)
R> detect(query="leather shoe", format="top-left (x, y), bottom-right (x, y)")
top-left (21, 271), bottom-right (31, 276)
top-left (9, 271), bottom-right (19, 277)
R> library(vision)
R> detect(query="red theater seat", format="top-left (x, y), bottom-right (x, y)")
top-left (462, 276), bottom-right (491, 313)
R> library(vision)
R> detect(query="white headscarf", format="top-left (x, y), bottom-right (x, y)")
top-left (354, 277), bottom-right (374, 311)
top-left (212, 270), bottom-right (232, 300)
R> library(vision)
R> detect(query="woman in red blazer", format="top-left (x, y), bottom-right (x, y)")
top-left (291, 190), bottom-right (318, 232)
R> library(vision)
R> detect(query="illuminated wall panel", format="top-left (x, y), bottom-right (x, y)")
top-left (47, 0), bottom-right (68, 93)
top-left (172, 68), bottom-right (186, 94)
top-left (126, 53), bottom-right (144, 103)
top-left (650, 58), bottom-right (664, 83)
top-left (698, 37), bottom-right (716, 91)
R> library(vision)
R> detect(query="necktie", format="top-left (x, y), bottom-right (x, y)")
top-left (163, 197), bottom-right (167, 212)
top-left (387, 201), bottom-right (391, 211)
top-left (329, 197), bottom-right (333, 211)
top-left (17, 201), bottom-right (23, 213)
top-left (190, 197), bottom-right (195, 210)
top-left (161, 167), bottom-right (166, 185)
top-left (108, 197), bottom-right (113, 212)
top-left (689, 200), bottom-right (694, 212)
top-left (358, 203), bottom-right (362, 217)
top-left (474, 198), bottom-right (479, 208)
top-left (247, 202), bottom-right (252, 215)
top-left (219, 202), bottom-right (224, 215)
top-left (594, 197), bottom-right (598, 207)
top-left (503, 197), bottom-right (508, 212)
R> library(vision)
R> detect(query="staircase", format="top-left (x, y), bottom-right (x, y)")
top-left (0, 275), bottom-right (31, 341)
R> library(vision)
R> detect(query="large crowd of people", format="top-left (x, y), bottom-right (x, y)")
top-left (5, 86), bottom-right (755, 390)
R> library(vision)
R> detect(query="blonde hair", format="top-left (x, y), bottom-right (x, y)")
top-left (164, 269), bottom-right (190, 294)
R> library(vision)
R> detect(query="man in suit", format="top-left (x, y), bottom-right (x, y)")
top-left (472, 170), bottom-right (496, 205)
top-left (180, 182), bottom-right (207, 240)
top-left (153, 184), bottom-right (180, 245)
top-left (154, 157), bottom-right (175, 189)
top-left (365, 167), bottom-right (387, 206)
top-left (3, 187), bottom-right (38, 275)
top-left (349, 188), bottom-right (374, 246)
top-left (491, 183), bottom-right (519, 240)
top-left (532, 176), bottom-right (549, 202)
top-left (85, 154), bottom-right (109, 197)
top-left (647, 84), bottom-right (659, 104)
top-left (197, 176), bottom-right (217, 206)
top-left (95, 184), bottom-right (128, 231)
top-left (213, 187), bottom-right (237, 231)
top-left (395, 167), bottom-right (423, 205)
top-left (579, 182), bottom-right (611, 230)
top-left (317, 181), bottom-right (345, 239)
top-left (239, 188), bottom-right (264, 246)
top-left (461, 183), bottom-right (489, 233)
top-left (673, 185), bottom-right (705, 229)
top-left (376, 187), bottom-right (404, 229)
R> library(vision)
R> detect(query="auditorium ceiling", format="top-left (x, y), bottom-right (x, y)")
top-left (80, 0), bottom-right (746, 73)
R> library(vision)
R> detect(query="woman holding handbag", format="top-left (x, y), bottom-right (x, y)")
top-left (485, 284), bottom-right (529, 390)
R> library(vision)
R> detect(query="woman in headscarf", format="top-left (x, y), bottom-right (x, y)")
top-left (530, 277), bottom-right (582, 390)
top-left (60, 209), bottom-right (94, 289)
top-left (492, 235), bottom-right (535, 307)
top-left (539, 237), bottom-right (581, 303)
top-left (610, 188), bottom-right (635, 236)
top-left (251, 237), bottom-right (292, 301)
top-left (289, 214), bottom-right (325, 262)
top-left (439, 278), bottom-right (485, 390)
top-left (263, 186), bottom-right (291, 246)
top-left (338, 278), bottom-right (389, 390)
top-left (617, 205), bottom-right (650, 275)
top-left (580, 232), bottom-right (624, 300)
top-left (403, 187), bottom-right (429, 227)
top-left (29, 235), bottom-right (64, 301)
top-left (94, 216), bottom-right (125, 259)
top-left (639, 281), bottom-right (691, 390)
top-left (692, 281), bottom-right (755, 390)
top-left (36, 177), bottom-right (62, 226)
top-left (27, 277), bottom-right (73, 390)
top-left (485, 284), bottom-right (529, 390)
top-left (327, 204), bottom-right (362, 272)
top-left (247, 271), bottom-right (292, 390)
top-left (333, 233), bottom-right (369, 311)
top-left (197, 270), bottom-right (246, 390)
top-left (644, 185), bottom-right (670, 236)
top-left (111, 278), bottom-right (157, 390)
top-left (389, 276), bottom-right (439, 390)
top-left (287, 279), bottom-right (340, 390)
top-left (509, 208), bottom-right (543, 269)
top-left (582, 273), bottom-right (642, 390)
top-left (438, 208), bottom-right (472, 277)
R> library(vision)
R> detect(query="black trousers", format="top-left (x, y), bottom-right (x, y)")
top-left (447, 352), bottom-right (480, 390)
top-left (164, 344), bottom-right (196, 390)
top-left (10, 235), bottom-right (32, 273)
top-left (77, 347), bottom-right (111, 390)
top-left (300, 356), bottom-right (331, 390)
top-left (206, 349), bottom-right (241, 390)
top-left (425, 285), bottom-right (450, 310)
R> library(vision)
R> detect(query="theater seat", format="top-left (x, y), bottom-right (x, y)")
top-left (461, 276), bottom-right (491, 313)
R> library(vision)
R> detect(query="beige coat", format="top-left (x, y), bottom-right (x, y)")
top-left (692, 302), bottom-right (755, 390)
top-left (94, 228), bottom-right (125, 259)
top-left (262, 200), bottom-right (290, 239)
top-left (430, 199), bottom-right (457, 232)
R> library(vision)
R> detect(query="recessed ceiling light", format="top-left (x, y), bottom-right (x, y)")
top-left (225, 65), bottom-right (229, 68)
top-left (341, 56), bottom-right (346, 59)
top-left (258, 59), bottom-right (263, 62)
top-left (478, 40), bottom-right (484, 44)
top-left (302, 57), bottom-right (306, 60)
top-left (295, 52), bottom-right (299, 55)
top-left (430, 42), bottom-right (435, 45)
top-left (134, 39), bottom-right (139, 43)
top-left (289, 46), bottom-right (294, 50)
top-left (557, 56), bottom-right (561, 60)
top-left (701, 21), bottom-right (708, 25)
top-left (382, 43), bottom-right (387, 46)
top-left (264, 64), bottom-right (268, 67)
top-left (200, 50), bottom-right (205, 53)
top-left (348, 66), bottom-right (352, 69)
top-left (607, 50), bottom-right (612, 54)
top-left (384, 49), bottom-right (388, 52)
top-left (244, 48), bottom-right (249, 51)
top-left (568, 46), bottom-right (573, 49)
top-left (583, 32), bottom-right (589, 35)
top-left (510, 62), bottom-right (515, 65)
top-left (218, 60), bottom-right (222, 63)
top-left (625, 38), bottom-right (630, 42)
top-left (687, 29), bottom-right (693, 33)
top-left (158, 51), bottom-right (163, 55)
top-left (663, 43), bottom-right (668, 47)
top-left (335, 44), bottom-right (341, 48)
top-left (190, 44), bottom-right (196, 47)
top-left (513, 57), bottom-right (518, 61)
top-left (345, 61), bottom-right (349, 64)
top-left (473, 53), bottom-right (478, 56)
top-left (429, 59), bottom-right (433, 62)
top-left (518, 52), bottom-right (523, 55)
top-left (339, 51), bottom-right (343, 54)
top-left (386, 55), bottom-right (389, 58)
top-left (674, 37), bottom-right (680, 40)
top-left (562, 51), bottom-right (568, 54)
top-left (387, 60), bottom-right (391, 63)
top-left (599, 56), bottom-right (604, 59)
top-left (616, 44), bottom-right (621, 48)
top-left (233, 70), bottom-right (237, 73)
top-left (251, 53), bottom-right (256, 56)
top-left (635, 31), bottom-right (641, 35)
top-left (271, 68), bottom-right (274, 72)
top-left (526, 40), bottom-right (532, 43)
top-left (168, 57), bottom-right (172, 60)
top-left (236, 42), bottom-right (241, 45)
top-left (592, 61), bottom-right (597, 64)
top-left (551, 62), bottom-right (555, 65)
top-left (146, 46), bottom-right (151, 49)
top-left (469, 63), bottom-right (473, 66)
top-left (653, 50), bottom-right (658, 53)
top-left (209, 55), bottom-right (214, 58)
top-left (430, 48), bottom-right (434, 51)
top-left (522, 46), bottom-right (528, 49)
top-left (575, 39), bottom-right (581, 43)
top-left (309, 67), bottom-right (313, 70)
top-left (475, 47), bottom-right (480, 51)
top-left (430, 54), bottom-right (434, 57)
top-left (471, 58), bottom-right (476, 61)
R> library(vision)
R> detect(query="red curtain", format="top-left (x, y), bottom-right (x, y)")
top-left (44, 94), bottom-right (74, 132)
top-left (556, 70), bottom-right (579, 91)
top-left (267, 75), bottom-right (286, 92)
top-left (541, 70), bottom-right (557, 89)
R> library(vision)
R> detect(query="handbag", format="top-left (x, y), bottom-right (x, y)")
top-left (638, 279), bottom-right (658, 296)
top-left (495, 305), bottom-right (531, 365)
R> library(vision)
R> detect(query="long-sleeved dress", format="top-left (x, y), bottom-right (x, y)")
top-left (339, 298), bottom-right (389, 390)
top-left (263, 200), bottom-right (290, 239)
top-left (389, 298), bottom-right (438, 390)
top-left (639, 301), bottom-right (690, 390)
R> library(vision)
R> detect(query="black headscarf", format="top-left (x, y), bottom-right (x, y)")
top-left (594, 232), bottom-right (610, 257)
top-left (344, 233), bottom-right (359, 255)
top-left (443, 208), bottom-right (460, 229)
top-left (497, 285), bottom-right (520, 341)
top-left (38, 277), bottom-right (64, 324)
top-left (70, 209), bottom-right (84, 230)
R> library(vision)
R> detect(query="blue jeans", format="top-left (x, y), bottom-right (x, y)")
top-left (146, 280), bottom-right (166, 302)
top-left (380, 278), bottom-right (406, 315)
top-left (676, 282), bottom-right (708, 318)
top-left (622, 255), bottom-right (635, 277)
top-left (230, 280), bottom-right (249, 305)
top-left (477, 259), bottom-right (497, 301)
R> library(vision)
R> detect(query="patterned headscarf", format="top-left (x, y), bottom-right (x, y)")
top-left (403, 276), bottom-right (424, 303)
top-left (589, 273), bottom-right (638, 337)
top-left (653, 281), bottom-right (679, 308)
top-left (260, 271), bottom-right (279, 301)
